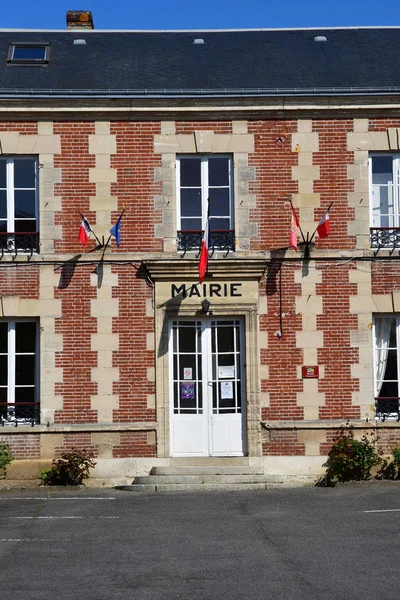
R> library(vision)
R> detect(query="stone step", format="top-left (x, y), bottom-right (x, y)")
top-left (116, 482), bottom-right (270, 492)
top-left (151, 466), bottom-right (264, 476)
top-left (168, 457), bottom-right (250, 466)
top-left (135, 474), bottom-right (277, 485)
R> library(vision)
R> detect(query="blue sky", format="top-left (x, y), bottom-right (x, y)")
top-left (2, 0), bottom-right (400, 30)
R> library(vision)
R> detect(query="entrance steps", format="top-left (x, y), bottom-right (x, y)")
top-left (115, 458), bottom-right (291, 492)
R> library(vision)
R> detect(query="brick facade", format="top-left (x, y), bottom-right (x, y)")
top-left (0, 113), bottom-right (399, 478)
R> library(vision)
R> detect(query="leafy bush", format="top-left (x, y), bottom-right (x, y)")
top-left (0, 443), bottom-right (13, 475)
top-left (317, 431), bottom-right (381, 487)
top-left (376, 445), bottom-right (400, 480)
top-left (41, 448), bottom-right (96, 486)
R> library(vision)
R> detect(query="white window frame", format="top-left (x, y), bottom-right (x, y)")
top-left (373, 315), bottom-right (400, 420)
top-left (0, 319), bottom-right (40, 425)
top-left (369, 153), bottom-right (400, 231)
top-left (0, 157), bottom-right (39, 253)
top-left (176, 154), bottom-right (234, 234)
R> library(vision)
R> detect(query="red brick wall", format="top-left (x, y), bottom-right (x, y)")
top-left (312, 119), bottom-right (355, 250)
top-left (110, 121), bottom-right (162, 252)
top-left (248, 119), bottom-right (298, 251)
top-left (112, 266), bottom-right (156, 423)
top-left (372, 261), bottom-right (400, 295)
top-left (0, 265), bottom-right (39, 298)
top-left (53, 122), bottom-right (96, 255)
top-left (317, 262), bottom-right (360, 420)
top-left (262, 430), bottom-right (305, 456)
top-left (261, 262), bottom-right (304, 421)
top-left (113, 431), bottom-right (156, 458)
top-left (0, 434), bottom-right (40, 460)
top-left (54, 265), bottom-right (98, 424)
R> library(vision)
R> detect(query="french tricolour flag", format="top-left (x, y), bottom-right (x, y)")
top-left (317, 209), bottom-right (331, 239)
top-left (78, 216), bottom-right (92, 247)
top-left (198, 214), bottom-right (210, 284)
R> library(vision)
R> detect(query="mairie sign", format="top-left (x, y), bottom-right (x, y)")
top-left (171, 282), bottom-right (243, 298)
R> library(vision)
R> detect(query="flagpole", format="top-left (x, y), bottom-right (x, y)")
top-left (79, 212), bottom-right (102, 247)
top-left (308, 201), bottom-right (334, 245)
top-left (288, 198), bottom-right (306, 246)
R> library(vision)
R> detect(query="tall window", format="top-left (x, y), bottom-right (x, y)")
top-left (0, 320), bottom-right (39, 425)
top-left (0, 157), bottom-right (39, 253)
top-left (177, 155), bottom-right (234, 252)
top-left (374, 315), bottom-right (400, 420)
top-left (370, 154), bottom-right (400, 248)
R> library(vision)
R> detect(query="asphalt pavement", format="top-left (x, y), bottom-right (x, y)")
top-left (0, 482), bottom-right (399, 599)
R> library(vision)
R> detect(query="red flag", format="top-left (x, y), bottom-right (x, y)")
top-left (317, 209), bottom-right (330, 239)
top-left (290, 205), bottom-right (300, 252)
top-left (78, 216), bottom-right (92, 246)
top-left (198, 216), bottom-right (210, 284)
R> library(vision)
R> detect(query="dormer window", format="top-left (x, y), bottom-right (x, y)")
top-left (7, 43), bottom-right (50, 65)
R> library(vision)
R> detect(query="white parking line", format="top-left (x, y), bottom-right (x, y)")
top-left (363, 509), bottom-right (400, 513)
top-left (0, 539), bottom-right (71, 542)
top-left (10, 516), bottom-right (119, 519)
top-left (0, 497), bottom-right (115, 500)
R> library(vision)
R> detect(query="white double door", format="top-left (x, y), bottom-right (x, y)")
top-left (169, 317), bottom-right (246, 457)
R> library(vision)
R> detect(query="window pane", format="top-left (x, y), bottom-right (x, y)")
top-left (217, 326), bottom-right (234, 352)
top-left (0, 190), bottom-right (7, 219)
top-left (13, 46), bottom-right (46, 60)
top-left (15, 190), bottom-right (36, 218)
top-left (0, 323), bottom-right (8, 353)
top-left (180, 355), bottom-right (196, 380)
top-left (209, 157), bottom-right (230, 186)
top-left (180, 158), bottom-right (201, 187)
top-left (379, 381), bottom-right (398, 398)
top-left (0, 356), bottom-right (7, 385)
top-left (382, 349), bottom-right (398, 381)
top-left (210, 217), bottom-right (230, 231)
top-left (179, 326), bottom-right (196, 353)
top-left (14, 159), bottom-right (36, 189)
top-left (15, 219), bottom-right (36, 233)
top-left (16, 322), bottom-right (36, 353)
top-left (15, 387), bottom-right (35, 404)
top-left (372, 156), bottom-right (393, 185)
top-left (180, 188), bottom-right (202, 217)
top-left (0, 387), bottom-right (7, 405)
top-left (16, 355), bottom-right (35, 385)
top-left (180, 217), bottom-right (202, 231)
top-left (210, 188), bottom-right (230, 216)
top-left (0, 160), bottom-right (6, 188)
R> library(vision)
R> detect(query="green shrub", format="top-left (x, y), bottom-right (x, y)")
top-left (376, 445), bottom-right (400, 480)
top-left (40, 448), bottom-right (96, 486)
top-left (0, 443), bottom-right (13, 475)
top-left (317, 431), bottom-right (381, 487)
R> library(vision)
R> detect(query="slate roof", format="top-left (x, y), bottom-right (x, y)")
top-left (1, 27), bottom-right (400, 98)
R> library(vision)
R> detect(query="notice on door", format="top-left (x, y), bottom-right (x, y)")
top-left (181, 383), bottom-right (195, 399)
top-left (221, 381), bottom-right (234, 399)
top-left (183, 368), bottom-right (192, 380)
top-left (218, 365), bottom-right (235, 379)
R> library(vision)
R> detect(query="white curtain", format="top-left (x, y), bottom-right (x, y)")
top-left (375, 317), bottom-right (392, 396)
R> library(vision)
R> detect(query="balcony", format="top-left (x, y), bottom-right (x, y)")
top-left (375, 397), bottom-right (400, 422)
top-left (370, 227), bottom-right (400, 250)
top-left (177, 230), bottom-right (235, 254)
top-left (0, 402), bottom-right (40, 427)
top-left (0, 232), bottom-right (39, 256)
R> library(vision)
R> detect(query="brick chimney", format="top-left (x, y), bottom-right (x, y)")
top-left (66, 10), bottom-right (94, 29)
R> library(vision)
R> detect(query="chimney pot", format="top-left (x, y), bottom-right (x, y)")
top-left (66, 10), bottom-right (94, 29)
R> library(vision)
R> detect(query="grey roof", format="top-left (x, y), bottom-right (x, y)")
top-left (1, 27), bottom-right (400, 98)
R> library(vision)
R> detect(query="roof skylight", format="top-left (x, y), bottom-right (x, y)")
top-left (7, 43), bottom-right (50, 65)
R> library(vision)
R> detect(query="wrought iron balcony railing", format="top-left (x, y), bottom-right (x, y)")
top-left (0, 232), bottom-right (40, 255)
top-left (370, 227), bottom-right (400, 249)
top-left (375, 397), bottom-right (400, 422)
top-left (177, 230), bottom-right (235, 254)
top-left (0, 402), bottom-right (40, 427)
